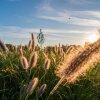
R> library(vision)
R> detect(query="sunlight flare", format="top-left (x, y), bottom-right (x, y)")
top-left (87, 33), bottom-right (99, 43)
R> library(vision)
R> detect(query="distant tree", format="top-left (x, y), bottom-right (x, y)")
top-left (37, 29), bottom-right (45, 49)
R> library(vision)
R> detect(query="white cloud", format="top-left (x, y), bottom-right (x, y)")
top-left (0, 26), bottom-right (38, 38)
top-left (69, 0), bottom-right (95, 4)
top-left (37, 2), bottom-right (100, 27)
top-left (0, 25), bottom-right (94, 38)
top-left (71, 11), bottom-right (100, 19)
top-left (0, 25), bottom-right (97, 45)
top-left (43, 28), bottom-right (93, 34)
top-left (40, 4), bottom-right (54, 12)
top-left (0, 26), bottom-right (99, 45)
top-left (39, 10), bottom-right (100, 27)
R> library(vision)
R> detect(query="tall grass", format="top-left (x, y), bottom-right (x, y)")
top-left (0, 35), bottom-right (100, 100)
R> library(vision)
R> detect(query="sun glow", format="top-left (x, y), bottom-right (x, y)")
top-left (87, 33), bottom-right (99, 43)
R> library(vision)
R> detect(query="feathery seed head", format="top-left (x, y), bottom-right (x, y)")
top-left (19, 45), bottom-right (23, 57)
top-left (44, 59), bottom-right (51, 70)
top-left (20, 56), bottom-right (29, 70)
top-left (31, 33), bottom-right (35, 40)
top-left (37, 84), bottom-right (47, 97)
top-left (52, 41), bottom-right (100, 95)
top-left (32, 39), bottom-right (35, 51)
top-left (0, 40), bottom-right (9, 52)
top-left (29, 52), bottom-right (38, 68)
top-left (28, 40), bottom-right (32, 51)
top-left (26, 77), bottom-right (39, 95)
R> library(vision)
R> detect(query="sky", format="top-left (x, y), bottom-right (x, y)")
top-left (0, 0), bottom-right (100, 46)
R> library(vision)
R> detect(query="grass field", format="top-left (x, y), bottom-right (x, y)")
top-left (0, 34), bottom-right (100, 100)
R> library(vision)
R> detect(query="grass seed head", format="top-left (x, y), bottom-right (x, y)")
top-left (32, 39), bottom-right (35, 52)
top-left (44, 59), bottom-right (51, 70)
top-left (0, 40), bottom-right (9, 52)
top-left (37, 84), bottom-right (47, 97)
top-left (29, 52), bottom-right (38, 68)
top-left (26, 77), bottom-right (39, 95)
top-left (31, 33), bottom-right (35, 40)
top-left (19, 45), bottom-right (23, 57)
top-left (20, 56), bottom-right (29, 70)
top-left (28, 40), bottom-right (32, 51)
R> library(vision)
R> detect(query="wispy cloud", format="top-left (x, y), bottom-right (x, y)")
top-left (40, 15), bottom-right (100, 27)
top-left (0, 25), bottom-right (94, 37)
top-left (70, 11), bottom-right (100, 19)
top-left (38, 8), bottom-right (100, 27)
top-left (40, 3), bottom-right (54, 12)
top-left (69, 0), bottom-right (89, 3)
top-left (37, 1), bottom-right (100, 27)
top-left (0, 25), bottom-right (95, 45)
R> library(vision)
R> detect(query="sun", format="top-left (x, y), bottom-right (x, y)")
top-left (87, 33), bottom-right (99, 43)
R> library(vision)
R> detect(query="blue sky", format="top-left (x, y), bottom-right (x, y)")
top-left (0, 0), bottom-right (100, 46)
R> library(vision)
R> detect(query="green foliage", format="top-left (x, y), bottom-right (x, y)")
top-left (0, 51), bottom-right (100, 100)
